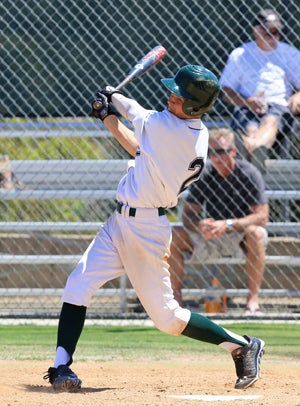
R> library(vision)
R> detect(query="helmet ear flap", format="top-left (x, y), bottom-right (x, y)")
top-left (182, 100), bottom-right (202, 116)
top-left (182, 98), bottom-right (218, 116)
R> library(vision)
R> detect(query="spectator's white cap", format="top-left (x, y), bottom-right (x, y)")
top-left (253, 9), bottom-right (283, 31)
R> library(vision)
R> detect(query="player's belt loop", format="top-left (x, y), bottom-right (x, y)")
top-left (116, 201), bottom-right (136, 216)
top-left (129, 207), bottom-right (136, 217)
top-left (116, 201), bottom-right (123, 214)
top-left (158, 207), bottom-right (166, 216)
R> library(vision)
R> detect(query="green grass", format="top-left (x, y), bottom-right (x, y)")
top-left (0, 324), bottom-right (299, 361)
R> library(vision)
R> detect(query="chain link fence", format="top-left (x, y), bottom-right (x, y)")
top-left (1, 0), bottom-right (300, 320)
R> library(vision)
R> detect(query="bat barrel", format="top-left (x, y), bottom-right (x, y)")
top-left (93, 45), bottom-right (167, 107)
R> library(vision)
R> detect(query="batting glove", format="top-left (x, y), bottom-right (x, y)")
top-left (99, 86), bottom-right (124, 103)
top-left (91, 93), bottom-right (115, 121)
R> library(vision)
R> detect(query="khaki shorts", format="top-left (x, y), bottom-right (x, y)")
top-left (186, 227), bottom-right (268, 264)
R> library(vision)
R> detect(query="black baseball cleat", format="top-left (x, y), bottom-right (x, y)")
top-left (231, 335), bottom-right (265, 389)
top-left (43, 364), bottom-right (82, 392)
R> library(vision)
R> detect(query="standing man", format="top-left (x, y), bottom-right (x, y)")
top-left (220, 9), bottom-right (300, 168)
top-left (44, 65), bottom-right (265, 392)
top-left (169, 128), bottom-right (269, 314)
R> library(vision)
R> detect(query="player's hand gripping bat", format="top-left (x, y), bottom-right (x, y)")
top-left (92, 45), bottom-right (167, 111)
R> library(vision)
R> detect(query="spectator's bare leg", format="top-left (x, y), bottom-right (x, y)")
top-left (244, 225), bottom-right (266, 310)
top-left (243, 115), bottom-right (278, 154)
top-left (169, 226), bottom-right (193, 307)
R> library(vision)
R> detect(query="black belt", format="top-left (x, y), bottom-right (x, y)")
top-left (116, 202), bottom-right (165, 217)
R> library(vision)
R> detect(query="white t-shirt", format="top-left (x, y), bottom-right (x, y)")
top-left (113, 94), bottom-right (209, 208)
top-left (219, 41), bottom-right (300, 106)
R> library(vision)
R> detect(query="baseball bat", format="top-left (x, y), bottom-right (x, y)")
top-left (92, 45), bottom-right (167, 110)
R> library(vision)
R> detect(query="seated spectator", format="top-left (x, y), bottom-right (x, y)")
top-left (219, 9), bottom-right (300, 170)
top-left (169, 128), bottom-right (269, 314)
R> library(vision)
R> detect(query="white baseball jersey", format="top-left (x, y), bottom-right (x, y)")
top-left (62, 94), bottom-right (209, 335)
top-left (113, 94), bottom-right (209, 208)
top-left (220, 41), bottom-right (300, 106)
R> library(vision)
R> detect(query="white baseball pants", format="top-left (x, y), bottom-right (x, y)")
top-left (62, 205), bottom-right (191, 335)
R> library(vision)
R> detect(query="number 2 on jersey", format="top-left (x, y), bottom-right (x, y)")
top-left (179, 157), bottom-right (205, 195)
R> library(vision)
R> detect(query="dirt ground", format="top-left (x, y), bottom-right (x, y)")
top-left (0, 356), bottom-right (299, 406)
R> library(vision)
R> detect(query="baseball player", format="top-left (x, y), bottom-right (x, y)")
top-left (44, 65), bottom-right (265, 392)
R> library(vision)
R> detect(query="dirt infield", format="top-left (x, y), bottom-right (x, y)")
top-left (0, 356), bottom-right (299, 406)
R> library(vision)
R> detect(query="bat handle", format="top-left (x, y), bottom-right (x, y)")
top-left (92, 100), bottom-right (103, 110)
top-left (93, 86), bottom-right (124, 110)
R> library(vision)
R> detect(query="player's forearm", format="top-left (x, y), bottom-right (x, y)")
top-left (103, 115), bottom-right (138, 157)
top-left (112, 93), bottom-right (147, 122)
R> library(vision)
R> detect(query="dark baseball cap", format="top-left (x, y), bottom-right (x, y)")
top-left (253, 9), bottom-right (283, 30)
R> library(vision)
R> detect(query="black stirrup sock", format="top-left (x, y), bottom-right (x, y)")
top-left (57, 302), bottom-right (87, 365)
top-left (182, 312), bottom-right (246, 346)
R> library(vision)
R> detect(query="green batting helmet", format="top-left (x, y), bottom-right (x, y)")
top-left (161, 65), bottom-right (220, 116)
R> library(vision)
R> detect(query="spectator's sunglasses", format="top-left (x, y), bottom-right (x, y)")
top-left (208, 147), bottom-right (233, 157)
top-left (263, 28), bottom-right (280, 37)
